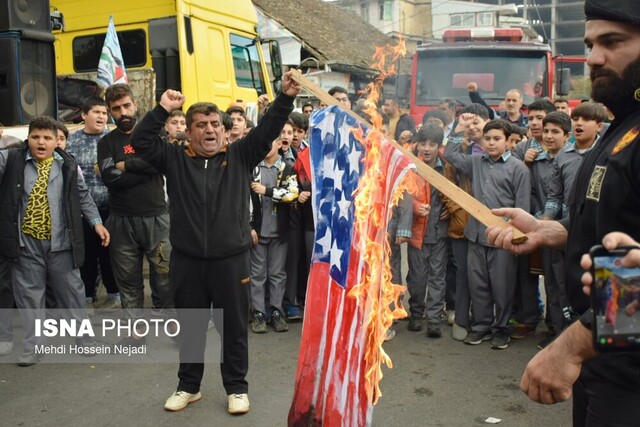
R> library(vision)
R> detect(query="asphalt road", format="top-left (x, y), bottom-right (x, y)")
top-left (0, 316), bottom-right (571, 427)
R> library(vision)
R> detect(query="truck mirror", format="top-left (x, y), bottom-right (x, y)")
top-left (268, 40), bottom-right (283, 81)
top-left (556, 68), bottom-right (571, 96)
top-left (396, 73), bottom-right (410, 99)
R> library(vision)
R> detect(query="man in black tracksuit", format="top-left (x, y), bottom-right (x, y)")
top-left (130, 72), bottom-right (300, 415)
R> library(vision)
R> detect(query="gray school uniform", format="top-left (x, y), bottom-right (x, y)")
top-left (544, 139), bottom-right (599, 220)
top-left (541, 140), bottom-right (599, 332)
top-left (250, 159), bottom-right (290, 315)
top-left (444, 141), bottom-right (530, 333)
top-left (407, 160), bottom-right (449, 322)
top-left (444, 142), bottom-right (531, 245)
top-left (507, 138), bottom-right (547, 327)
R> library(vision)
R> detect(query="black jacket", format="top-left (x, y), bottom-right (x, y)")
top-left (0, 147), bottom-right (85, 267)
top-left (130, 93), bottom-right (295, 259)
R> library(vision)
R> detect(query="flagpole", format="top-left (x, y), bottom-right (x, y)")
top-left (289, 69), bottom-right (528, 244)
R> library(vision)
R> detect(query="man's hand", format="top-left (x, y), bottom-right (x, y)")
top-left (467, 81), bottom-right (478, 92)
top-left (251, 182), bottom-right (266, 195)
top-left (520, 322), bottom-right (591, 404)
top-left (298, 191), bottom-right (311, 204)
top-left (580, 232), bottom-right (640, 297)
top-left (251, 229), bottom-right (259, 246)
top-left (115, 161), bottom-right (125, 171)
top-left (486, 208), bottom-right (542, 255)
top-left (160, 89), bottom-right (186, 113)
top-left (282, 70), bottom-right (302, 98)
top-left (94, 224), bottom-right (110, 247)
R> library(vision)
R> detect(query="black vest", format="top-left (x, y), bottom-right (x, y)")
top-left (0, 147), bottom-right (85, 267)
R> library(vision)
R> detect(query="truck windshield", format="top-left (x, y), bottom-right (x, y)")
top-left (415, 48), bottom-right (548, 106)
top-left (230, 34), bottom-right (267, 95)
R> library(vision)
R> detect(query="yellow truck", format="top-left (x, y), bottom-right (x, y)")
top-left (54, 0), bottom-right (281, 112)
top-left (1, 0), bottom-right (281, 136)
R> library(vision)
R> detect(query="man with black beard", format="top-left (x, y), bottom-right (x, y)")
top-left (97, 84), bottom-right (173, 327)
top-left (485, 1), bottom-right (640, 425)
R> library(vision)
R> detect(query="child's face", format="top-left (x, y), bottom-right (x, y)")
top-left (542, 123), bottom-right (569, 154)
top-left (466, 115), bottom-right (487, 141)
top-left (280, 123), bottom-right (293, 152)
top-left (528, 109), bottom-right (547, 139)
top-left (229, 112), bottom-right (246, 138)
top-left (506, 133), bottom-right (522, 152)
top-left (56, 129), bottom-right (67, 150)
top-left (165, 115), bottom-right (186, 140)
top-left (82, 105), bottom-right (108, 134)
top-left (28, 128), bottom-right (57, 161)
top-left (291, 126), bottom-right (306, 149)
top-left (572, 116), bottom-right (603, 146)
top-left (416, 140), bottom-right (440, 165)
top-left (482, 128), bottom-right (508, 160)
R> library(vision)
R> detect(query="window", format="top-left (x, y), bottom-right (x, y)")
top-left (230, 33), bottom-right (266, 95)
top-left (450, 13), bottom-right (474, 28)
top-left (361, 2), bottom-right (369, 22)
top-left (477, 12), bottom-right (494, 27)
top-left (415, 49), bottom-right (549, 106)
top-left (384, 0), bottom-right (392, 21)
top-left (73, 30), bottom-right (146, 73)
top-left (379, 0), bottom-right (385, 20)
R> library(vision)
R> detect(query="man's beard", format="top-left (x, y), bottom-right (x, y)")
top-left (590, 55), bottom-right (640, 116)
top-left (115, 115), bottom-right (138, 132)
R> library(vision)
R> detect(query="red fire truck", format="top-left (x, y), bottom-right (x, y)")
top-left (403, 28), bottom-right (588, 124)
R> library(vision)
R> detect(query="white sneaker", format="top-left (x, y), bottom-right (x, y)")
top-left (384, 328), bottom-right (396, 342)
top-left (227, 393), bottom-right (250, 415)
top-left (164, 390), bottom-right (202, 411)
top-left (0, 341), bottom-right (14, 356)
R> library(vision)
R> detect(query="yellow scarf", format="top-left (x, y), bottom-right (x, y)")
top-left (22, 157), bottom-right (54, 240)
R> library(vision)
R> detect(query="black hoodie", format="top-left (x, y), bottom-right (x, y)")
top-left (130, 94), bottom-right (294, 259)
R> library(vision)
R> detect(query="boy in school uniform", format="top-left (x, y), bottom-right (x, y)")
top-left (0, 116), bottom-right (109, 365)
top-left (405, 124), bottom-right (449, 338)
top-left (249, 138), bottom-right (299, 333)
top-left (531, 112), bottom-right (572, 348)
top-left (510, 100), bottom-right (557, 339)
top-left (444, 118), bottom-right (530, 349)
top-left (442, 103), bottom-right (490, 340)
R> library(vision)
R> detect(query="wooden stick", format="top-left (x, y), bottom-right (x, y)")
top-left (290, 69), bottom-right (528, 244)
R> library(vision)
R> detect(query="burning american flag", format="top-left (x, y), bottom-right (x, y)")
top-left (288, 105), bottom-right (415, 426)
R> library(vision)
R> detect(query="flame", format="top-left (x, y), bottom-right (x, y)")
top-left (347, 36), bottom-right (409, 405)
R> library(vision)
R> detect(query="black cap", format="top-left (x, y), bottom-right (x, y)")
top-left (585, 0), bottom-right (640, 26)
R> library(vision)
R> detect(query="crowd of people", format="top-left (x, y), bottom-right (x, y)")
top-left (0, 0), bottom-right (639, 423)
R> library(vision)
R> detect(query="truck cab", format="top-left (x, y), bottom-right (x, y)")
top-left (408, 28), bottom-right (553, 124)
top-left (51, 0), bottom-right (281, 118)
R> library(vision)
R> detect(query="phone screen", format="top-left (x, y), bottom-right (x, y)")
top-left (592, 253), bottom-right (640, 351)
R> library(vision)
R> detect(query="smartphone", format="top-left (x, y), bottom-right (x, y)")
top-left (590, 245), bottom-right (640, 352)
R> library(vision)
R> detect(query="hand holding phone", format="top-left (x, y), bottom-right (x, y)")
top-left (590, 244), bottom-right (640, 352)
